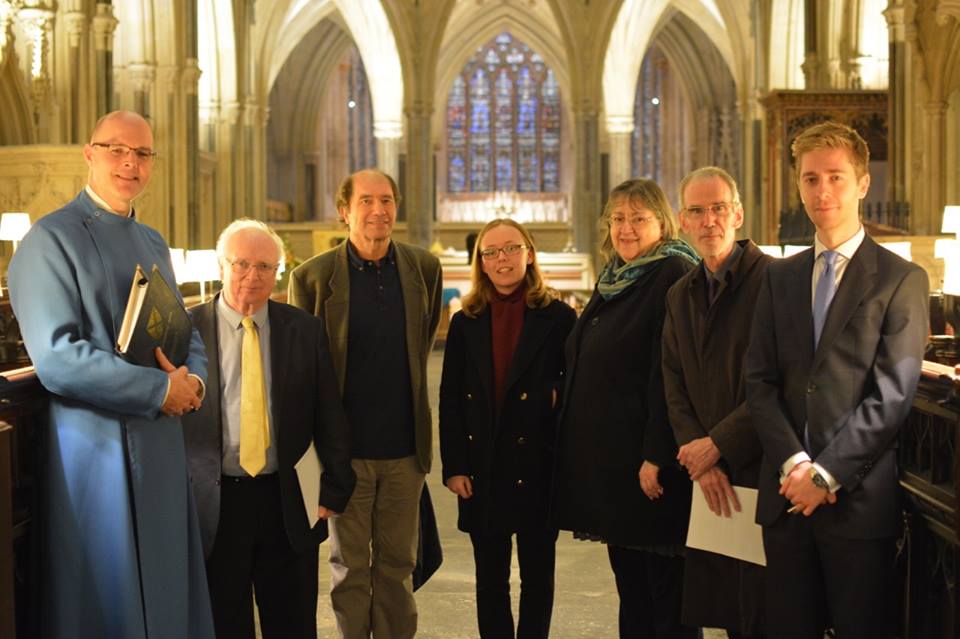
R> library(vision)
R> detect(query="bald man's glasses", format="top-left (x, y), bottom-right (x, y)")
top-left (91, 142), bottom-right (157, 162)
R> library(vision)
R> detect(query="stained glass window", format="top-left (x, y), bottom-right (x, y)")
top-left (446, 32), bottom-right (561, 193)
top-left (347, 47), bottom-right (376, 172)
top-left (631, 47), bottom-right (664, 181)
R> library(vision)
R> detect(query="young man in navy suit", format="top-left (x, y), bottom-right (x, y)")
top-left (745, 122), bottom-right (928, 638)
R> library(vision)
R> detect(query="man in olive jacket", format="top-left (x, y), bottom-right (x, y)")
top-left (288, 169), bottom-right (442, 639)
top-left (662, 167), bottom-right (772, 637)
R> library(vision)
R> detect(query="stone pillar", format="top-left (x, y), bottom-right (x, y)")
top-left (841, 0), bottom-right (865, 88)
top-left (573, 109), bottom-right (601, 259)
top-left (62, 7), bottom-right (88, 142)
top-left (923, 101), bottom-right (948, 235)
top-left (247, 98), bottom-right (269, 221)
top-left (91, 3), bottom-right (118, 120)
top-left (183, 59), bottom-right (201, 246)
top-left (217, 101), bottom-right (241, 231)
top-left (884, 0), bottom-right (909, 205)
top-left (606, 115), bottom-right (634, 191)
top-left (403, 103), bottom-right (433, 248)
top-left (17, 6), bottom-right (58, 141)
top-left (374, 119), bottom-right (402, 182)
top-left (739, 94), bottom-right (765, 242)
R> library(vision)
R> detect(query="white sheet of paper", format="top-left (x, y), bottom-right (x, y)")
top-left (685, 483), bottom-right (766, 566)
top-left (295, 442), bottom-right (322, 528)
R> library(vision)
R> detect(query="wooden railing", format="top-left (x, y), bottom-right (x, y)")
top-left (0, 366), bottom-right (48, 639)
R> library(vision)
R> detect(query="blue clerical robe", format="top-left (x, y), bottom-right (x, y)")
top-left (8, 191), bottom-right (214, 638)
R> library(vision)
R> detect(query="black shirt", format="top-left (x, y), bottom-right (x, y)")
top-left (342, 240), bottom-right (416, 459)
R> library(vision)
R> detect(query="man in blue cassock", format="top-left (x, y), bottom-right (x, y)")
top-left (7, 111), bottom-right (215, 638)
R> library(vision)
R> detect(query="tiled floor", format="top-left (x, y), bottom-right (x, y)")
top-left (306, 350), bottom-right (727, 638)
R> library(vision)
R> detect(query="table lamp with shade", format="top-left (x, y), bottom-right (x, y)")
top-left (0, 212), bottom-right (31, 299)
top-left (0, 212), bottom-right (31, 253)
top-left (937, 206), bottom-right (960, 357)
top-left (184, 249), bottom-right (220, 302)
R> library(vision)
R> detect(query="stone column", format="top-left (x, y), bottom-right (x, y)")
top-left (572, 109), bottom-right (601, 258)
top-left (91, 3), bottom-right (118, 119)
top-left (183, 59), bottom-right (201, 246)
top-left (375, 119), bottom-right (402, 182)
top-left (605, 115), bottom-right (634, 191)
top-left (841, 0), bottom-right (865, 88)
top-left (923, 101), bottom-right (948, 235)
top-left (247, 98), bottom-right (269, 221)
top-left (739, 93), bottom-right (765, 242)
top-left (62, 7), bottom-right (88, 142)
top-left (884, 0), bottom-right (909, 205)
top-left (216, 101), bottom-right (241, 231)
top-left (404, 102), bottom-right (433, 248)
top-left (18, 6), bottom-right (58, 141)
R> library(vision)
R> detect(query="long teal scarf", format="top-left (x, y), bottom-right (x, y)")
top-left (597, 239), bottom-right (700, 300)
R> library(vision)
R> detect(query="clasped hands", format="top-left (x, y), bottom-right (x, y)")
top-left (156, 347), bottom-right (203, 416)
top-left (780, 460), bottom-right (836, 516)
top-left (677, 436), bottom-right (740, 518)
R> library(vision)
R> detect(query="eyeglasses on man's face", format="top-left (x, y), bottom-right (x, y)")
top-left (479, 243), bottom-right (527, 260)
top-left (225, 258), bottom-right (280, 276)
top-left (609, 214), bottom-right (656, 228)
top-left (91, 142), bottom-right (158, 162)
top-left (683, 202), bottom-right (736, 218)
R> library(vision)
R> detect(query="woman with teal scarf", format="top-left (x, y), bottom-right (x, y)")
top-left (553, 178), bottom-right (700, 638)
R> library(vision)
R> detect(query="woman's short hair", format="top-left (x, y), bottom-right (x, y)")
top-left (460, 218), bottom-right (558, 317)
top-left (598, 178), bottom-right (679, 261)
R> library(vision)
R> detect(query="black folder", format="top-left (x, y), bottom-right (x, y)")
top-left (116, 264), bottom-right (192, 368)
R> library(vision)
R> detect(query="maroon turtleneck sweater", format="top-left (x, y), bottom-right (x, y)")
top-left (490, 282), bottom-right (527, 409)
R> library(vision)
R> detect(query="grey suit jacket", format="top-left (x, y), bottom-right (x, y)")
top-left (745, 234), bottom-right (929, 538)
top-left (288, 240), bottom-right (443, 473)
top-left (182, 297), bottom-right (356, 557)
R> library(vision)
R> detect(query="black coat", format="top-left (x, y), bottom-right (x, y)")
top-left (440, 298), bottom-right (576, 534)
top-left (182, 297), bottom-right (357, 557)
top-left (553, 255), bottom-right (694, 547)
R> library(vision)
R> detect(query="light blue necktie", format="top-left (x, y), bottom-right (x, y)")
top-left (812, 250), bottom-right (838, 347)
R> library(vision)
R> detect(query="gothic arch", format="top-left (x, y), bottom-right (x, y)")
top-left (602, 0), bottom-right (739, 124)
top-left (258, 0), bottom-right (403, 141)
top-left (267, 18), bottom-right (355, 222)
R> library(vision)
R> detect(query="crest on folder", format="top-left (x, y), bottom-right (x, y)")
top-left (147, 307), bottom-right (165, 341)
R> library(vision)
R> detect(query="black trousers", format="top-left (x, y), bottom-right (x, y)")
top-left (606, 545), bottom-right (698, 639)
top-left (469, 527), bottom-right (558, 639)
top-left (206, 474), bottom-right (319, 639)
top-left (762, 512), bottom-right (895, 639)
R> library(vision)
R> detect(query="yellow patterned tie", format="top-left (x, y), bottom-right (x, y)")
top-left (240, 316), bottom-right (269, 476)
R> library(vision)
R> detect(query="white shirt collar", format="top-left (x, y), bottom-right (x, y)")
top-left (814, 225), bottom-right (865, 262)
top-left (217, 293), bottom-right (269, 330)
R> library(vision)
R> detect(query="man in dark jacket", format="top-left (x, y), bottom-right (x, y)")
top-left (182, 219), bottom-right (356, 638)
top-left (662, 166), bottom-right (772, 637)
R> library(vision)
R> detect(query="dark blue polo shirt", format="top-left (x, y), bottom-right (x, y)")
top-left (342, 240), bottom-right (416, 459)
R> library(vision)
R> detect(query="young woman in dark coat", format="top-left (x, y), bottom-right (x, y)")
top-left (440, 218), bottom-right (576, 639)
top-left (553, 179), bottom-right (700, 638)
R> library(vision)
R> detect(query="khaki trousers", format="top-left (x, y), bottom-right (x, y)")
top-left (329, 456), bottom-right (425, 639)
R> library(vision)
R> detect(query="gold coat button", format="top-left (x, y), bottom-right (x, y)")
top-left (520, 392), bottom-right (528, 400)
top-left (467, 434), bottom-right (474, 441)
top-left (466, 393), bottom-right (473, 400)
top-left (516, 479), bottom-right (524, 487)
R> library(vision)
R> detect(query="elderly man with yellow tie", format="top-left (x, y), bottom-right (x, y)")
top-left (182, 219), bottom-right (356, 639)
